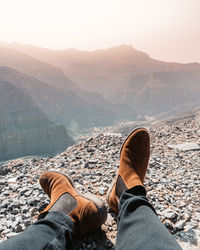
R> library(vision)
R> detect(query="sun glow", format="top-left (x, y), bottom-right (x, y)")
top-left (0, 0), bottom-right (200, 62)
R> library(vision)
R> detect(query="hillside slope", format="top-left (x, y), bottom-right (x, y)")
top-left (0, 80), bottom-right (73, 161)
top-left (0, 45), bottom-right (74, 90)
top-left (0, 67), bottom-right (121, 129)
top-left (110, 71), bottom-right (200, 116)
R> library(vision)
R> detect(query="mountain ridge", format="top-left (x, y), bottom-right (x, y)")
top-left (0, 45), bottom-right (75, 90)
top-left (1, 42), bottom-right (200, 126)
top-left (0, 66), bottom-right (125, 130)
top-left (109, 71), bottom-right (200, 116)
top-left (2, 42), bottom-right (200, 95)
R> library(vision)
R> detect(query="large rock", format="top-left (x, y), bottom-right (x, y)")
top-left (168, 142), bottom-right (200, 151)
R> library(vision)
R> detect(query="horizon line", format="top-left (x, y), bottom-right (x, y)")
top-left (0, 40), bottom-right (199, 64)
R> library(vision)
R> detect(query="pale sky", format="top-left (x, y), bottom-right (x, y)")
top-left (0, 0), bottom-right (200, 63)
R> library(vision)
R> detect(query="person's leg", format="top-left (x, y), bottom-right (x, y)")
top-left (116, 186), bottom-right (182, 250)
top-left (107, 128), bottom-right (182, 250)
top-left (0, 212), bottom-right (74, 250)
top-left (39, 171), bottom-right (107, 236)
top-left (0, 171), bottom-right (107, 250)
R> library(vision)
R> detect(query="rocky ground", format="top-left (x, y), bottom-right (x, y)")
top-left (0, 113), bottom-right (200, 249)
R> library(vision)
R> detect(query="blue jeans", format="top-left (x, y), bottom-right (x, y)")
top-left (0, 187), bottom-right (182, 250)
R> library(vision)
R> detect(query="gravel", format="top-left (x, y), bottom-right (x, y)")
top-left (0, 116), bottom-right (199, 249)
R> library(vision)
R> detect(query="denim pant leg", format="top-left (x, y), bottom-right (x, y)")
top-left (116, 186), bottom-right (182, 250)
top-left (0, 212), bottom-right (74, 250)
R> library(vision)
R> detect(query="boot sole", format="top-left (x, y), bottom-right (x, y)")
top-left (106, 127), bottom-right (148, 210)
top-left (48, 170), bottom-right (107, 232)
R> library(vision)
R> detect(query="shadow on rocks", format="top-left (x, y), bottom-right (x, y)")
top-left (74, 229), bottom-right (115, 250)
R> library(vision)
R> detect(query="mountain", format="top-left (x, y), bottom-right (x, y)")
top-left (0, 45), bottom-right (74, 90)
top-left (1, 42), bottom-right (200, 121)
top-left (0, 80), bottom-right (74, 161)
top-left (0, 67), bottom-right (122, 129)
top-left (5, 42), bottom-right (200, 96)
top-left (110, 71), bottom-right (200, 116)
top-left (0, 44), bottom-right (138, 127)
top-left (73, 88), bottom-right (136, 121)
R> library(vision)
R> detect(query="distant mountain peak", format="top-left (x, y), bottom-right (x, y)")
top-left (105, 44), bottom-right (150, 58)
top-left (107, 44), bottom-right (135, 51)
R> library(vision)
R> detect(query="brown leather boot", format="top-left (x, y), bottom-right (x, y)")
top-left (38, 171), bottom-right (107, 236)
top-left (107, 128), bottom-right (150, 213)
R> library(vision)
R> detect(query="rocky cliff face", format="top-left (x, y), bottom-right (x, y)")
top-left (0, 45), bottom-right (75, 90)
top-left (0, 81), bottom-right (73, 161)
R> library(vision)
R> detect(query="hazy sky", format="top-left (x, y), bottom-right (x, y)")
top-left (0, 0), bottom-right (200, 63)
